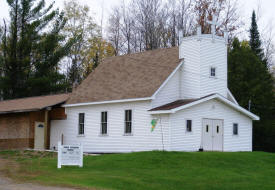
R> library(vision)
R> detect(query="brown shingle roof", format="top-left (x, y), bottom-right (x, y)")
top-left (0, 94), bottom-right (70, 114)
top-left (67, 47), bottom-right (180, 104)
top-left (149, 99), bottom-right (198, 111)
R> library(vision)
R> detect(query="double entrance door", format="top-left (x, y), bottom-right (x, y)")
top-left (202, 119), bottom-right (223, 151)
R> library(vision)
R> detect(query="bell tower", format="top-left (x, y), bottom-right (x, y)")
top-left (179, 18), bottom-right (228, 99)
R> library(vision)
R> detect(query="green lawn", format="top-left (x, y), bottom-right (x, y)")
top-left (0, 151), bottom-right (275, 190)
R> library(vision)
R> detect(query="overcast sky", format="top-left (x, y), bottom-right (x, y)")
top-left (0, 0), bottom-right (275, 40)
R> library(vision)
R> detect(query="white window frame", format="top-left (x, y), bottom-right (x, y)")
top-left (233, 123), bottom-right (238, 135)
top-left (124, 109), bottom-right (133, 135)
top-left (101, 111), bottom-right (108, 136)
top-left (210, 66), bottom-right (216, 78)
top-left (78, 113), bottom-right (85, 136)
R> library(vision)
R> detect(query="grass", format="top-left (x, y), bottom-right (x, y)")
top-left (0, 151), bottom-right (275, 190)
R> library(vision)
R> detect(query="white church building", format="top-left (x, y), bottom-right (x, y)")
top-left (50, 24), bottom-right (259, 153)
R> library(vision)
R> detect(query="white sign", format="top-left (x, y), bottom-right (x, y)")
top-left (57, 141), bottom-right (83, 168)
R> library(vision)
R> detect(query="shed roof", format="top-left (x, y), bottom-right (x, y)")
top-left (149, 94), bottom-right (214, 111)
top-left (0, 93), bottom-right (69, 114)
top-left (149, 99), bottom-right (198, 111)
top-left (67, 47), bottom-right (180, 104)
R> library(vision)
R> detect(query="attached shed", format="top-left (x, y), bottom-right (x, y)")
top-left (0, 94), bottom-right (69, 150)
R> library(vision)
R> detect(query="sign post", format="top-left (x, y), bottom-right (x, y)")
top-left (58, 141), bottom-right (83, 168)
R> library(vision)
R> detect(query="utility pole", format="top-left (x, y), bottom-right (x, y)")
top-left (248, 99), bottom-right (251, 111)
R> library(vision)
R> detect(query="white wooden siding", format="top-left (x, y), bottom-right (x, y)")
top-left (50, 101), bottom-right (171, 153)
top-left (151, 69), bottom-right (180, 108)
top-left (51, 99), bottom-right (252, 153)
top-left (180, 38), bottom-right (201, 99)
top-left (199, 39), bottom-right (227, 97)
top-left (170, 99), bottom-right (252, 152)
top-left (152, 35), bottom-right (228, 108)
top-left (179, 36), bottom-right (228, 99)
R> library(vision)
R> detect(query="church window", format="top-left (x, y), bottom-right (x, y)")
top-left (210, 67), bottom-right (216, 77)
top-left (233, 123), bottom-right (238, 135)
top-left (186, 120), bottom-right (192, 132)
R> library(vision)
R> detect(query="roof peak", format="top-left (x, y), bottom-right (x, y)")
top-left (105, 46), bottom-right (178, 60)
top-left (67, 46), bottom-right (180, 104)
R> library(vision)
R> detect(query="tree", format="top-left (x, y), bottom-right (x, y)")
top-left (0, 0), bottom-right (27, 99)
top-left (134, 0), bottom-right (164, 50)
top-left (62, 0), bottom-right (98, 88)
top-left (0, 0), bottom-right (74, 99)
top-left (108, 0), bottom-right (242, 55)
top-left (249, 10), bottom-right (265, 62)
top-left (252, 3), bottom-right (275, 70)
top-left (194, 0), bottom-right (242, 38)
top-left (272, 66), bottom-right (275, 80)
top-left (0, 25), bottom-right (3, 100)
top-left (108, 7), bottom-right (121, 55)
top-left (27, 12), bottom-right (76, 96)
top-left (121, 2), bottom-right (134, 54)
top-left (175, 0), bottom-right (194, 42)
top-left (83, 37), bottom-right (115, 78)
top-left (228, 38), bottom-right (275, 151)
top-left (261, 24), bottom-right (275, 70)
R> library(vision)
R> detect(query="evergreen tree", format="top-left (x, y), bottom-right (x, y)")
top-left (0, 26), bottom-right (3, 100)
top-left (27, 12), bottom-right (76, 96)
top-left (229, 38), bottom-right (275, 152)
top-left (0, 0), bottom-right (28, 99)
top-left (0, 0), bottom-right (75, 99)
top-left (249, 10), bottom-right (265, 63)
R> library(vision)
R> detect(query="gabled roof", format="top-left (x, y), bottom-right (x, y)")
top-left (149, 94), bottom-right (260, 120)
top-left (67, 47), bottom-right (180, 104)
top-left (0, 93), bottom-right (70, 114)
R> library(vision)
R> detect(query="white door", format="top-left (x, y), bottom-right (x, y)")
top-left (202, 119), bottom-right (223, 151)
top-left (202, 119), bottom-right (213, 151)
top-left (34, 122), bottom-right (45, 149)
top-left (212, 120), bottom-right (223, 151)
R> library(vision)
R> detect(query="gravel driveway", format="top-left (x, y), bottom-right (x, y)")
top-left (0, 157), bottom-right (78, 190)
top-left (0, 175), bottom-right (77, 190)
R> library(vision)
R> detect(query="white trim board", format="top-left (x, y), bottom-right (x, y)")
top-left (149, 94), bottom-right (260, 121)
top-left (179, 34), bottom-right (225, 46)
top-left (64, 97), bottom-right (152, 108)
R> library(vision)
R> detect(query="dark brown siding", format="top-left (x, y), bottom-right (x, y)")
top-left (49, 107), bottom-right (67, 120)
top-left (0, 138), bottom-right (31, 149)
top-left (0, 113), bottom-right (31, 150)
top-left (0, 107), bottom-right (64, 150)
